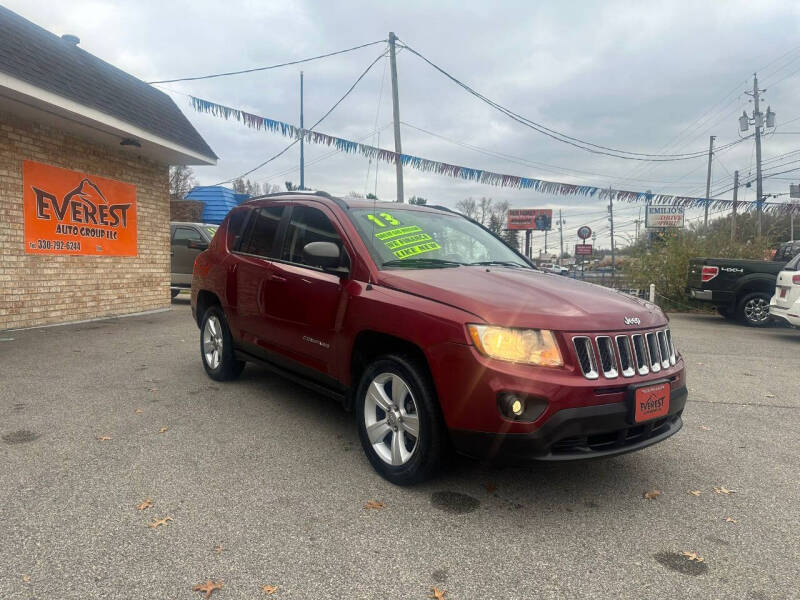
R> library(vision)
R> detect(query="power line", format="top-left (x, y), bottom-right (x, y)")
top-left (397, 39), bottom-right (746, 161)
top-left (211, 49), bottom-right (387, 185)
top-left (400, 121), bottom-right (709, 186)
top-left (148, 40), bottom-right (387, 84)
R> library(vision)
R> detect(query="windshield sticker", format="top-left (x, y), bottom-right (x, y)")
top-left (384, 232), bottom-right (432, 250)
top-left (375, 225), bottom-right (422, 240)
top-left (393, 241), bottom-right (442, 259)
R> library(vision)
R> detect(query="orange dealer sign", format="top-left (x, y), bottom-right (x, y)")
top-left (23, 160), bottom-right (138, 256)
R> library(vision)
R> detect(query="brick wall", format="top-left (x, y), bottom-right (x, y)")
top-left (0, 111), bottom-right (171, 330)
top-left (170, 199), bottom-right (205, 222)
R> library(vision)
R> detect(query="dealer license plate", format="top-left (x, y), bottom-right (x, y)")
top-left (634, 383), bottom-right (670, 423)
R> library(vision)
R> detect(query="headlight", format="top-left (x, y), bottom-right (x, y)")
top-left (467, 325), bottom-right (563, 367)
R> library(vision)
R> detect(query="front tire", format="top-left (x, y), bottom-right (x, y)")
top-left (200, 306), bottom-right (245, 381)
top-left (355, 355), bottom-right (445, 485)
top-left (736, 292), bottom-right (772, 327)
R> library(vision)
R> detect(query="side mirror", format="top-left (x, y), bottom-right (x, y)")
top-left (188, 240), bottom-right (209, 251)
top-left (303, 241), bottom-right (348, 275)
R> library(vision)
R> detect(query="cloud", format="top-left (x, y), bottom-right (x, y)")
top-left (7, 0), bottom-right (800, 248)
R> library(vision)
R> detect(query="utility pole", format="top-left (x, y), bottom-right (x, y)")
top-left (557, 209), bottom-right (565, 267)
top-left (753, 75), bottom-right (763, 238)
top-left (703, 135), bottom-right (715, 227)
top-left (544, 229), bottom-right (548, 254)
top-left (742, 74), bottom-right (769, 237)
top-left (299, 71), bottom-right (305, 190)
top-left (388, 32), bottom-right (404, 203)
top-left (608, 189), bottom-right (615, 283)
top-left (731, 170), bottom-right (738, 242)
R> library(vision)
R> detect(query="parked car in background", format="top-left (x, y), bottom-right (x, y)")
top-left (170, 222), bottom-right (218, 298)
top-left (769, 251), bottom-right (800, 327)
top-left (190, 192), bottom-right (687, 485)
top-left (685, 240), bottom-right (800, 326)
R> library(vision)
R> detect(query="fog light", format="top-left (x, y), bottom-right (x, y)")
top-left (498, 392), bottom-right (548, 422)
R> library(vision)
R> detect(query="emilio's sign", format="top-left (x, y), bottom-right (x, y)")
top-left (23, 160), bottom-right (137, 256)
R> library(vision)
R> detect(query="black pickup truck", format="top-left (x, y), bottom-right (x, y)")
top-left (686, 240), bottom-right (800, 326)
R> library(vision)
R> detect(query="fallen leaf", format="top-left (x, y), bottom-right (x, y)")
top-left (485, 482), bottom-right (497, 493)
top-left (97, 435), bottom-right (112, 442)
top-left (643, 490), bottom-right (661, 500)
top-left (215, 543), bottom-right (224, 554)
top-left (148, 516), bottom-right (172, 529)
top-left (262, 584), bottom-right (280, 594)
top-left (429, 587), bottom-right (446, 600)
top-left (158, 427), bottom-right (168, 434)
top-left (364, 500), bottom-right (386, 510)
top-left (136, 498), bottom-right (154, 511)
top-left (713, 486), bottom-right (736, 495)
top-left (764, 393), bottom-right (776, 399)
top-left (743, 372), bottom-right (754, 377)
top-left (22, 575), bottom-right (31, 583)
top-left (696, 362), bottom-right (704, 366)
top-left (681, 551), bottom-right (704, 563)
top-left (149, 387), bottom-right (159, 393)
top-left (192, 580), bottom-right (223, 598)
top-left (698, 425), bottom-right (711, 431)
top-left (688, 490), bottom-right (702, 496)
top-left (134, 409), bottom-right (143, 414)
top-left (724, 517), bottom-right (739, 524)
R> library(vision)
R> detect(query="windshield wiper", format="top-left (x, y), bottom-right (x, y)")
top-left (467, 261), bottom-right (528, 268)
top-left (382, 258), bottom-right (463, 268)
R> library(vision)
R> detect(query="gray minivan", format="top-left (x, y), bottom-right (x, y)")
top-left (170, 222), bottom-right (218, 298)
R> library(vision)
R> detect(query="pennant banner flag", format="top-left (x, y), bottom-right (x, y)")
top-left (190, 96), bottom-right (800, 215)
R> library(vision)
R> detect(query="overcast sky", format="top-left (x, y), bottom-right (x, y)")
top-left (8, 0), bottom-right (800, 252)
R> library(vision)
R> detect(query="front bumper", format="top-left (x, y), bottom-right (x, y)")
top-left (450, 384), bottom-right (687, 462)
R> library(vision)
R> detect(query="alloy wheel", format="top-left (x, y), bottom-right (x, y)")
top-left (363, 373), bottom-right (420, 466)
top-left (744, 297), bottom-right (769, 324)
top-left (202, 314), bottom-right (223, 370)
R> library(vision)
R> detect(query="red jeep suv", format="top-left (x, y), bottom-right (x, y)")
top-left (191, 192), bottom-right (687, 484)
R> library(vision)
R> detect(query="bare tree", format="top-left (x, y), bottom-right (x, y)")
top-left (478, 197), bottom-right (493, 225)
top-left (455, 197), bottom-right (477, 220)
top-left (169, 166), bottom-right (197, 201)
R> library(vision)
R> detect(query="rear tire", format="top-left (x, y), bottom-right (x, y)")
top-left (200, 306), bottom-right (245, 381)
top-left (736, 292), bottom-right (772, 327)
top-left (355, 354), bottom-right (445, 485)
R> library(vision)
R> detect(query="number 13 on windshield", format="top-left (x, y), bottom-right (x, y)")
top-left (366, 213), bottom-right (400, 227)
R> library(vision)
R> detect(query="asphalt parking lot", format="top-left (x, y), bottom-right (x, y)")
top-left (1, 299), bottom-right (798, 599)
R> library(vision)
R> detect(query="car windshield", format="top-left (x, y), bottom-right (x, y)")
top-left (347, 207), bottom-right (529, 269)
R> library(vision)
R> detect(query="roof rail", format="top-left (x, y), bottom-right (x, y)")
top-left (246, 190), bottom-right (347, 210)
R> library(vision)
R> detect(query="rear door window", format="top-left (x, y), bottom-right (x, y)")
top-left (239, 205), bottom-right (284, 258)
top-left (280, 205), bottom-right (345, 267)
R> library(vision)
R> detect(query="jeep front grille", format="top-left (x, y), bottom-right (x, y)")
top-left (572, 336), bottom-right (598, 380)
top-left (573, 329), bottom-right (677, 379)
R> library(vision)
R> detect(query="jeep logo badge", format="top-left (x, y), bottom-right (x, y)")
top-left (624, 316), bottom-right (641, 325)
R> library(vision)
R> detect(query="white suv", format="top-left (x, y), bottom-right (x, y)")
top-left (769, 251), bottom-right (800, 327)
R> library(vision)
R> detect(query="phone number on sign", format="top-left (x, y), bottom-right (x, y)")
top-left (32, 239), bottom-right (82, 251)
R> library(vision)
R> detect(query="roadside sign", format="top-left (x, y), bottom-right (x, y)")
top-left (577, 225), bottom-right (592, 240)
top-left (790, 184), bottom-right (800, 198)
top-left (575, 244), bottom-right (593, 256)
top-left (645, 205), bottom-right (684, 229)
top-left (507, 208), bottom-right (552, 230)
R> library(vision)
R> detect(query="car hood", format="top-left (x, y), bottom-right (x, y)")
top-left (378, 266), bottom-right (666, 332)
